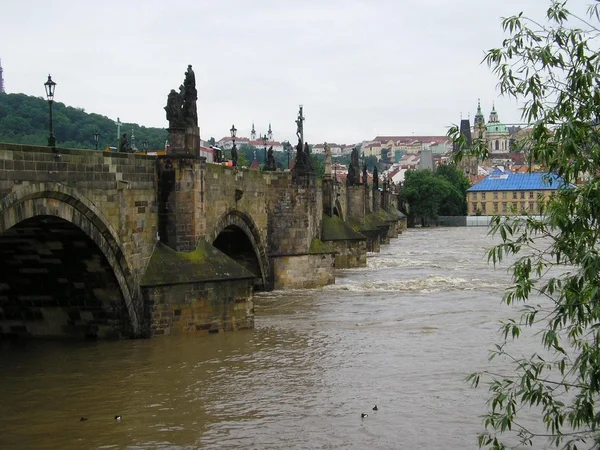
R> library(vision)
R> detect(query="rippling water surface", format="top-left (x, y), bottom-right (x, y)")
top-left (0, 227), bottom-right (533, 449)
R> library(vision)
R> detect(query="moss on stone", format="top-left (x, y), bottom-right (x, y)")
top-left (140, 240), bottom-right (254, 287)
top-left (309, 238), bottom-right (336, 254)
top-left (385, 208), bottom-right (407, 219)
top-left (321, 214), bottom-right (366, 242)
top-left (347, 217), bottom-right (377, 233)
top-left (365, 211), bottom-right (394, 229)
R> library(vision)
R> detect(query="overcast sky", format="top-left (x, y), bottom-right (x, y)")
top-left (0, 0), bottom-right (591, 144)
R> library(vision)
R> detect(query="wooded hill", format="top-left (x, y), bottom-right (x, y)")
top-left (0, 92), bottom-right (167, 150)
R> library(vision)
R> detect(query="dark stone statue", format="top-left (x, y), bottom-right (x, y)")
top-left (362, 161), bottom-right (368, 185)
top-left (165, 89), bottom-right (184, 128)
top-left (373, 166), bottom-right (379, 190)
top-left (265, 146), bottom-right (276, 171)
top-left (165, 64), bottom-right (198, 129)
top-left (346, 147), bottom-right (360, 186)
top-left (119, 133), bottom-right (132, 153)
top-left (295, 139), bottom-right (305, 171)
top-left (182, 65), bottom-right (198, 127)
top-left (231, 143), bottom-right (238, 167)
top-left (304, 142), bottom-right (313, 171)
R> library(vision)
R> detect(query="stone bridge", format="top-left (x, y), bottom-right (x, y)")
top-left (0, 142), bottom-right (405, 340)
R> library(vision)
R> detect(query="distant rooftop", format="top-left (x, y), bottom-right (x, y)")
top-left (467, 172), bottom-right (569, 192)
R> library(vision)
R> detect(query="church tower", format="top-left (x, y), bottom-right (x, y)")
top-left (267, 122), bottom-right (273, 141)
top-left (473, 99), bottom-right (485, 138)
top-left (251, 122), bottom-right (256, 140)
top-left (485, 103), bottom-right (510, 153)
top-left (0, 59), bottom-right (4, 93)
top-left (488, 103), bottom-right (499, 123)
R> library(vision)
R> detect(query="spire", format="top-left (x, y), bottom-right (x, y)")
top-left (488, 102), bottom-right (499, 123)
top-left (474, 98), bottom-right (485, 129)
top-left (251, 122), bottom-right (256, 140)
top-left (267, 122), bottom-right (273, 141)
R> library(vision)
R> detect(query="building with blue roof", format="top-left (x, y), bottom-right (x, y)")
top-left (466, 170), bottom-right (568, 216)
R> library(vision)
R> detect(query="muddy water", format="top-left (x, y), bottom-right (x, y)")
top-left (0, 227), bottom-right (533, 449)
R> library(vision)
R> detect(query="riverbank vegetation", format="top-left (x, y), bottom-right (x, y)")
top-left (449, 1), bottom-right (600, 448)
top-left (398, 164), bottom-right (470, 226)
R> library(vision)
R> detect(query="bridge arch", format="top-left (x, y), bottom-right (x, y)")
top-left (0, 183), bottom-right (142, 337)
top-left (208, 210), bottom-right (269, 291)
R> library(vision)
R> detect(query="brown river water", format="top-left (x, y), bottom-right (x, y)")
top-left (0, 227), bottom-right (538, 449)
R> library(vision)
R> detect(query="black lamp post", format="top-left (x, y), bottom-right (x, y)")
top-left (262, 134), bottom-right (268, 165)
top-left (143, 139), bottom-right (148, 154)
top-left (44, 75), bottom-right (57, 147)
top-left (230, 124), bottom-right (237, 146)
top-left (94, 131), bottom-right (99, 150)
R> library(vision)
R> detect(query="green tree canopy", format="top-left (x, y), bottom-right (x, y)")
top-left (0, 92), bottom-right (168, 150)
top-left (448, 1), bottom-right (600, 448)
top-left (436, 164), bottom-right (470, 215)
top-left (399, 169), bottom-right (455, 225)
top-left (400, 165), bottom-right (470, 224)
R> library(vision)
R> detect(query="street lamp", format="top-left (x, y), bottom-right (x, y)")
top-left (44, 74), bottom-right (56, 147)
top-left (230, 124), bottom-right (237, 146)
top-left (94, 131), bottom-right (99, 150)
top-left (262, 133), bottom-right (268, 166)
top-left (143, 139), bottom-right (149, 154)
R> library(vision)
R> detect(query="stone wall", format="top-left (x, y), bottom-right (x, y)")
top-left (329, 240), bottom-right (367, 268)
top-left (157, 156), bottom-right (205, 252)
top-left (144, 279), bottom-right (253, 336)
top-left (272, 253), bottom-right (335, 290)
top-left (346, 185), bottom-right (366, 221)
top-left (268, 182), bottom-right (322, 256)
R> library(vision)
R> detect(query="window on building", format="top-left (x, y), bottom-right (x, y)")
top-left (520, 202), bottom-right (526, 211)
top-left (493, 202), bottom-right (498, 213)
top-left (512, 202), bottom-right (517, 210)
top-left (481, 203), bottom-right (486, 213)
top-left (502, 202), bottom-right (508, 212)
top-left (513, 192), bottom-right (518, 199)
top-left (472, 192), bottom-right (477, 200)
top-left (481, 192), bottom-right (486, 200)
top-left (529, 191), bottom-right (534, 199)
top-left (472, 203), bottom-right (478, 214)
top-left (495, 140), bottom-right (499, 151)
top-left (502, 192), bottom-right (507, 200)
top-left (528, 202), bottom-right (534, 211)
top-left (493, 192), bottom-right (498, 200)
top-left (520, 192), bottom-right (525, 199)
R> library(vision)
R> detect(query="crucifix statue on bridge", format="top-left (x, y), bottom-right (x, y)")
top-left (115, 117), bottom-right (122, 150)
top-left (295, 105), bottom-right (304, 149)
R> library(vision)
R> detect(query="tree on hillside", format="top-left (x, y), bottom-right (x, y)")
top-left (0, 93), bottom-right (167, 150)
top-left (449, 1), bottom-right (600, 448)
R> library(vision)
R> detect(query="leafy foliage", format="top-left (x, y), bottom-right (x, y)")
top-left (0, 92), bottom-right (167, 150)
top-left (448, 1), bottom-right (600, 448)
top-left (399, 165), bottom-right (469, 225)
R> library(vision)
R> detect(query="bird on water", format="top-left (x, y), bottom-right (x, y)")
top-left (373, 405), bottom-right (378, 411)
top-left (80, 417), bottom-right (88, 422)
top-left (361, 413), bottom-right (368, 418)
top-left (115, 415), bottom-right (122, 421)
